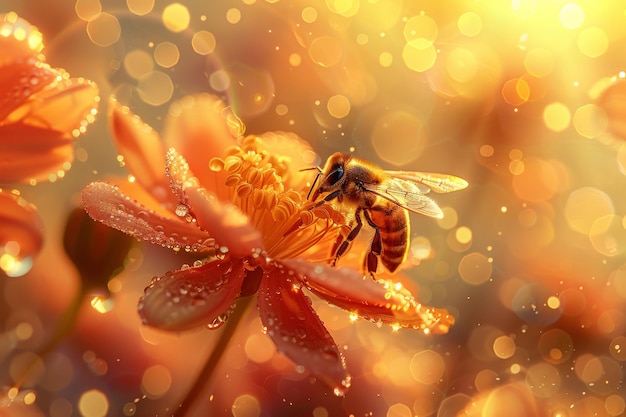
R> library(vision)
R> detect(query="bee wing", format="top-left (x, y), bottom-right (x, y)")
top-left (385, 170), bottom-right (469, 193)
top-left (365, 178), bottom-right (444, 218)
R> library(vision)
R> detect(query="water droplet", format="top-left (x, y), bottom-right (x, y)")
top-left (175, 204), bottom-right (189, 217)
top-left (135, 210), bottom-right (150, 222)
top-left (206, 313), bottom-right (229, 329)
top-left (294, 325), bottom-right (307, 339)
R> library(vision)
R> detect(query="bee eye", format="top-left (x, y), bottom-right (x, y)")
top-left (327, 165), bottom-right (344, 185)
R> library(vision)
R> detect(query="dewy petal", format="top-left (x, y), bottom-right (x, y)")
top-left (0, 189), bottom-right (44, 277)
top-left (165, 147), bottom-right (196, 204)
top-left (283, 259), bottom-right (455, 335)
top-left (0, 61), bottom-right (57, 121)
top-left (139, 258), bottom-right (244, 331)
top-left (0, 13), bottom-right (47, 118)
top-left (185, 186), bottom-right (263, 257)
top-left (0, 13), bottom-right (44, 66)
top-left (163, 94), bottom-right (239, 187)
top-left (109, 97), bottom-right (173, 204)
top-left (0, 124), bottom-right (73, 183)
top-left (81, 182), bottom-right (213, 253)
top-left (10, 76), bottom-right (99, 137)
top-left (257, 267), bottom-right (350, 394)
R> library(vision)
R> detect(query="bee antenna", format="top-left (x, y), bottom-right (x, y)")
top-left (300, 166), bottom-right (322, 200)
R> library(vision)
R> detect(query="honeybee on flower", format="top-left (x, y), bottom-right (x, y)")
top-left (81, 94), bottom-right (455, 393)
top-left (309, 152), bottom-right (468, 275)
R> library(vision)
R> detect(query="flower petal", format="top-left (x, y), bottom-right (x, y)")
top-left (258, 267), bottom-right (350, 394)
top-left (0, 189), bottom-right (43, 277)
top-left (81, 182), bottom-right (213, 253)
top-left (0, 61), bottom-right (57, 121)
top-left (139, 258), bottom-right (244, 331)
top-left (5, 75), bottom-right (98, 136)
top-left (0, 124), bottom-right (73, 183)
top-left (0, 13), bottom-right (44, 64)
top-left (0, 13), bottom-right (47, 118)
top-left (109, 97), bottom-right (173, 205)
top-left (185, 186), bottom-right (263, 257)
top-left (165, 147), bottom-right (196, 204)
top-left (283, 259), bottom-right (455, 335)
top-left (163, 94), bottom-right (240, 187)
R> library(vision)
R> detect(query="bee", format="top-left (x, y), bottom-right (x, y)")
top-left (309, 152), bottom-right (468, 274)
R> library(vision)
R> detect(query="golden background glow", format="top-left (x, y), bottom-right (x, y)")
top-left (3, 0), bottom-right (626, 416)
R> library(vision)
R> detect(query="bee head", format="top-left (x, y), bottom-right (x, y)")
top-left (310, 152), bottom-right (349, 201)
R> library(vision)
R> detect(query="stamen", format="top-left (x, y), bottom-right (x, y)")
top-left (235, 183), bottom-right (253, 198)
top-left (213, 134), bottom-right (348, 263)
top-left (224, 155), bottom-right (242, 173)
top-left (246, 168), bottom-right (263, 188)
top-left (224, 173), bottom-right (241, 187)
top-left (252, 189), bottom-right (265, 208)
top-left (208, 157), bottom-right (224, 172)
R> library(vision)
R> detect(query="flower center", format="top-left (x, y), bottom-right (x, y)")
top-left (208, 136), bottom-right (346, 262)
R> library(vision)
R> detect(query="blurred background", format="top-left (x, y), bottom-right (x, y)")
top-left (2, 0), bottom-right (626, 416)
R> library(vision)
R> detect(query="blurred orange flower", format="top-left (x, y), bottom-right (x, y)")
top-left (0, 12), bottom-right (98, 277)
top-left (81, 94), bottom-right (454, 393)
top-left (0, 12), bottom-right (99, 184)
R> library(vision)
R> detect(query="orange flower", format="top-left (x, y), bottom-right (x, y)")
top-left (0, 12), bottom-right (98, 277)
top-left (81, 94), bottom-right (454, 394)
top-left (0, 12), bottom-right (99, 184)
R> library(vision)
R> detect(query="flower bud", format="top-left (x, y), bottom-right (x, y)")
top-left (63, 207), bottom-right (133, 293)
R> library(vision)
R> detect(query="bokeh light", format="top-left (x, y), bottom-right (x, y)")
top-left (85, 13), bottom-right (120, 47)
top-left (78, 390), bottom-right (109, 417)
top-left (162, 3), bottom-right (190, 33)
top-left (5, 1), bottom-right (626, 416)
top-left (191, 30), bottom-right (216, 55)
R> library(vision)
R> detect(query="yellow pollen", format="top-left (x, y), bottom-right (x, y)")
top-left (214, 135), bottom-right (347, 262)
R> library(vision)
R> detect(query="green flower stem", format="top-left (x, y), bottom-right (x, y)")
top-left (174, 295), bottom-right (254, 417)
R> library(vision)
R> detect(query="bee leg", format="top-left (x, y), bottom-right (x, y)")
top-left (332, 207), bottom-right (363, 266)
top-left (309, 189), bottom-right (343, 209)
top-left (362, 209), bottom-right (381, 275)
top-left (329, 234), bottom-right (345, 266)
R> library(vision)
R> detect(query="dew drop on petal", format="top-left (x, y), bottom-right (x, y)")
top-left (175, 204), bottom-right (189, 217)
top-left (206, 313), bottom-right (229, 329)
